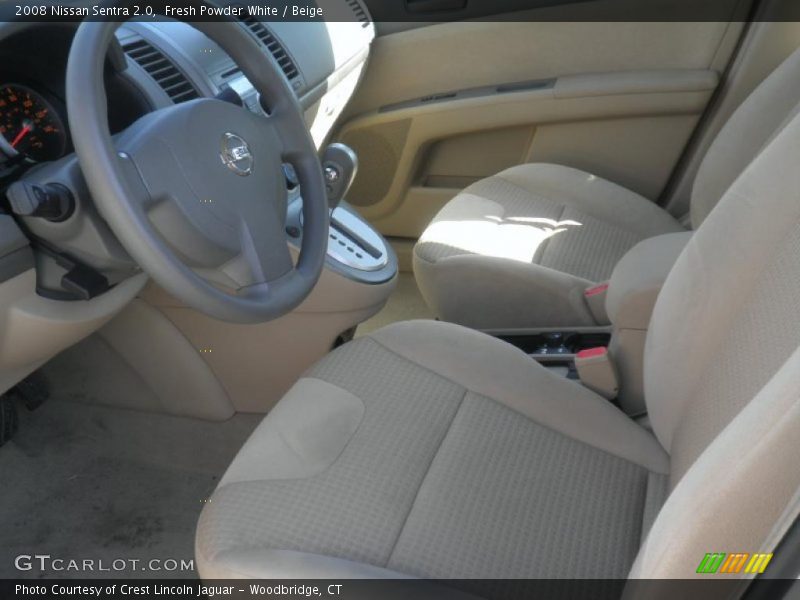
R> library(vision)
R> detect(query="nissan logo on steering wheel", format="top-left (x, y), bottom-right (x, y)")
top-left (220, 132), bottom-right (253, 176)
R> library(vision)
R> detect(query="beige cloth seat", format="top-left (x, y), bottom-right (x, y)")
top-left (414, 48), bottom-right (800, 329)
top-left (197, 320), bottom-right (670, 581)
top-left (415, 165), bottom-right (684, 328)
top-left (196, 54), bottom-right (800, 589)
top-left (197, 99), bottom-right (800, 586)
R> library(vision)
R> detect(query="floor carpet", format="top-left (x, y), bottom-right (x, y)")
top-left (357, 272), bottom-right (434, 337)
top-left (0, 272), bottom-right (431, 579)
top-left (0, 399), bottom-right (260, 579)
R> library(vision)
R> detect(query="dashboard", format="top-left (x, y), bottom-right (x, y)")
top-left (0, 24), bottom-right (152, 180)
top-left (0, 83), bottom-right (68, 163)
top-left (0, 6), bottom-right (373, 178)
top-left (0, 3), bottom-right (374, 295)
top-left (0, 4), bottom-right (380, 399)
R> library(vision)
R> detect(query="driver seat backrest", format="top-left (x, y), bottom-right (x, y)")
top-left (631, 105), bottom-right (800, 577)
top-left (690, 47), bottom-right (800, 228)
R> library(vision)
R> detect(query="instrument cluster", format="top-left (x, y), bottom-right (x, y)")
top-left (0, 82), bottom-right (68, 166)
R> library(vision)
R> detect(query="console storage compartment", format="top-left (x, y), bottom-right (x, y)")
top-left (497, 330), bottom-right (611, 365)
top-left (493, 328), bottom-right (611, 382)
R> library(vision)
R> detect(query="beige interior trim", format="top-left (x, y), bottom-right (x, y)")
top-left (94, 262), bottom-right (398, 418)
top-left (97, 298), bottom-right (236, 421)
top-left (338, 17), bottom-right (750, 241)
top-left (304, 59), bottom-right (367, 149)
top-left (663, 18), bottom-right (800, 216)
top-left (346, 21), bottom-right (740, 119)
top-left (341, 70), bottom-right (718, 238)
top-left (553, 70), bottom-right (719, 99)
top-left (0, 269), bottom-right (147, 395)
top-left (387, 237), bottom-right (417, 273)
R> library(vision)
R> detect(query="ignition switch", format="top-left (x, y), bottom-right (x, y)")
top-left (6, 181), bottom-right (75, 222)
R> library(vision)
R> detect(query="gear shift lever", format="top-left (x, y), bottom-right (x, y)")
top-left (321, 143), bottom-right (358, 211)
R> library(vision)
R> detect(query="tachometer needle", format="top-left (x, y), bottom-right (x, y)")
top-left (10, 123), bottom-right (32, 148)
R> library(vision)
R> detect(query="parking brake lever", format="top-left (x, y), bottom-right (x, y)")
top-left (321, 143), bottom-right (358, 211)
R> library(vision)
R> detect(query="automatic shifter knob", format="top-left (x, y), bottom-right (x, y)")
top-left (321, 143), bottom-right (358, 211)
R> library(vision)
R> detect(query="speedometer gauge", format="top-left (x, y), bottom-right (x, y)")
top-left (0, 84), bottom-right (67, 162)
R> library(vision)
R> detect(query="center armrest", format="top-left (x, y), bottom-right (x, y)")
top-left (605, 231), bottom-right (693, 415)
top-left (607, 231), bottom-right (694, 331)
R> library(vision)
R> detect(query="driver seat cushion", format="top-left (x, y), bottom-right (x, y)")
top-left (413, 164), bottom-right (684, 330)
top-left (196, 320), bottom-right (669, 581)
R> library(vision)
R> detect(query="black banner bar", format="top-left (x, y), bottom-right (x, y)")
top-left (1, 0), bottom-right (800, 23)
top-left (0, 578), bottom-right (794, 600)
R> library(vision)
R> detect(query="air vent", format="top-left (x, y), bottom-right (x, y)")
top-left (123, 38), bottom-right (199, 104)
top-left (240, 17), bottom-right (299, 81)
top-left (345, 0), bottom-right (370, 27)
top-left (220, 67), bottom-right (242, 80)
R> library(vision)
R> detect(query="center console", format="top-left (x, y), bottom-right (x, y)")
top-left (285, 142), bottom-right (397, 286)
top-left (495, 330), bottom-right (611, 379)
top-left (285, 200), bottom-right (397, 285)
top-left (494, 231), bottom-right (693, 416)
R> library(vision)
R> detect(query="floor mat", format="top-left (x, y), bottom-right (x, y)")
top-left (0, 399), bottom-right (260, 579)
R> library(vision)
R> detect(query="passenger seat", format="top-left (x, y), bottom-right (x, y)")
top-left (413, 48), bottom-right (800, 330)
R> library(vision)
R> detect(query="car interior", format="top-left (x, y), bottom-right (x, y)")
top-left (2, 0), bottom-right (800, 595)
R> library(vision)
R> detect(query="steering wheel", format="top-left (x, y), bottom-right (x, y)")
top-left (65, 16), bottom-right (329, 323)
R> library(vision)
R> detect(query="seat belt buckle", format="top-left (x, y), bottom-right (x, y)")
top-left (574, 346), bottom-right (618, 400)
top-left (584, 282), bottom-right (609, 324)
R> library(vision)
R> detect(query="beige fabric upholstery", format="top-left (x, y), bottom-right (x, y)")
top-left (606, 232), bottom-right (693, 331)
top-left (414, 164), bottom-right (683, 329)
top-left (605, 232), bottom-right (693, 415)
top-left (197, 320), bottom-right (669, 582)
top-left (690, 47), bottom-right (800, 228)
top-left (630, 109), bottom-right (800, 580)
top-left (198, 104), bottom-right (800, 585)
top-left (414, 48), bottom-right (800, 330)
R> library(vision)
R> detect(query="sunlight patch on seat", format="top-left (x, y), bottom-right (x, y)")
top-left (420, 216), bottom-right (583, 263)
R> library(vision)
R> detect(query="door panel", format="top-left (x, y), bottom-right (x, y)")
top-left (335, 3), bottom-right (752, 240)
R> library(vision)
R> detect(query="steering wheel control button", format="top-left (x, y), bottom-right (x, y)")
top-left (7, 181), bottom-right (75, 222)
top-left (219, 132), bottom-right (254, 176)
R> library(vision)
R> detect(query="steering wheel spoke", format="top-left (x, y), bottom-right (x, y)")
top-left (238, 211), bottom-right (294, 286)
top-left (115, 151), bottom-right (161, 210)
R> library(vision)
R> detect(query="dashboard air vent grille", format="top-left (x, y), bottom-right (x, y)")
top-left (345, 0), bottom-right (370, 27)
top-left (221, 67), bottom-right (242, 80)
top-left (123, 39), bottom-right (199, 103)
top-left (240, 17), bottom-right (299, 80)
